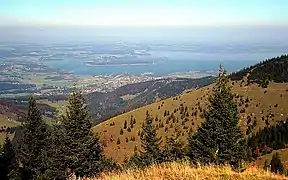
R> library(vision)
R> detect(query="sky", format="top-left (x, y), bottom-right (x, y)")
top-left (1, 0), bottom-right (288, 27)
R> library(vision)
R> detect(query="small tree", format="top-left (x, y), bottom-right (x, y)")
top-left (127, 127), bottom-right (131, 132)
top-left (124, 120), bottom-right (127, 129)
top-left (187, 70), bottom-right (246, 169)
top-left (117, 138), bottom-right (121, 145)
top-left (18, 97), bottom-right (50, 179)
top-left (120, 128), bottom-right (124, 135)
top-left (61, 90), bottom-right (103, 178)
top-left (128, 113), bottom-right (162, 167)
top-left (162, 130), bottom-right (185, 162)
top-left (263, 160), bottom-right (270, 171)
top-left (0, 136), bottom-right (19, 180)
top-left (270, 153), bottom-right (285, 174)
top-left (139, 113), bottom-right (162, 165)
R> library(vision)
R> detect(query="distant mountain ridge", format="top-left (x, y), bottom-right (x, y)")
top-left (86, 76), bottom-right (215, 124)
top-left (230, 54), bottom-right (288, 85)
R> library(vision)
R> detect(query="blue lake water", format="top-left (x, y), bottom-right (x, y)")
top-left (44, 50), bottom-right (283, 76)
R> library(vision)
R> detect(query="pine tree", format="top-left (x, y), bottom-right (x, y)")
top-left (18, 96), bottom-right (50, 179)
top-left (43, 123), bottom-right (69, 179)
top-left (270, 153), bottom-right (285, 174)
top-left (187, 71), bottom-right (246, 168)
top-left (139, 113), bottom-right (162, 165)
top-left (126, 113), bottom-right (162, 167)
top-left (263, 160), bottom-right (270, 171)
top-left (124, 120), bottom-right (127, 129)
top-left (61, 90), bottom-right (103, 178)
top-left (0, 136), bottom-right (19, 180)
top-left (162, 131), bottom-right (185, 162)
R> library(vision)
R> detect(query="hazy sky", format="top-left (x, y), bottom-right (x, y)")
top-left (1, 0), bottom-right (287, 27)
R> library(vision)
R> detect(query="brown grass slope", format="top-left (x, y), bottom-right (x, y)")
top-left (92, 79), bottom-right (288, 163)
top-left (89, 162), bottom-right (288, 180)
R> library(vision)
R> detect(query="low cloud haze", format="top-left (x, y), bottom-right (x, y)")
top-left (0, 25), bottom-right (287, 44)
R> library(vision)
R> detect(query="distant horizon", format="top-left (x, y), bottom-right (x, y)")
top-left (1, 25), bottom-right (288, 44)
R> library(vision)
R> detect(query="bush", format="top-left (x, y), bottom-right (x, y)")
top-left (127, 127), bottom-right (132, 132)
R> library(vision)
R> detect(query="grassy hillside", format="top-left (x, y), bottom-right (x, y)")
top-left (92, 80), bottom-right (288, 162)
top-left (87, 76), bottom-right (214, 124)
top-left (91, 162), bottom-right (287, 180)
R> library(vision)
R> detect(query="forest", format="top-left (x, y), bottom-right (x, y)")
top-left (230, 54), bottom-right (288, 87)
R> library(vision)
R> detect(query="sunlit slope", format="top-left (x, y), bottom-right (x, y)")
top-left (90, 162), bottom-right (288, 180)
top-left (92, 81), bottom-right (288, 162)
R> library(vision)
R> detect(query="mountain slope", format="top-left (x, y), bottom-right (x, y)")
top-left (87, 76), bottom-right (214, 124)
top-left (230, 54), bottom-right (288, 84)
top-left (92, 56), bottom-right (288, 163)
top-left (0, 101), bottom-right (24, 143)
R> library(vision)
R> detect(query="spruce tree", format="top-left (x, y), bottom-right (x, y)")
top-left (162, 130), bottom-right (185, 162)
top-left (263, 160), bottom-right (270, 171)
top-left (0, 136), bottom-right (19, 180)
top-left (270, 152), bottom-right (285, 174)
top-left (139, 113), bottom-right (162, 165)
top-left (124, 120), bottom-right (127, 129)
top-left (61, 90), bottom-right (103, 178)
top-left (187, 71), bottom-right (246, 168)
top-left (18, 96), bottom-right (50, 179)
top-left (127, 113), bottom-right (162, 167)
top-left (44, 124), bottom-right (67, 179)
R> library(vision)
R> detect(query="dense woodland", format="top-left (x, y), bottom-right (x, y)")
top-left (0, 59), bottom-right (288, 179)
top-left (230, 54), bottom-right (288, 87)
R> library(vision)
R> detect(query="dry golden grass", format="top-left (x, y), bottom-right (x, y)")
top-left (89, 162), bottom-right (288, 180)
top-left (92, 81), bottom-right (288, 163)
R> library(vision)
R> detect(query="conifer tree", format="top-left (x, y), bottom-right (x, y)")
top-left (263, 160), bottom-right (270, 171)
top-left (187, 70), bottom-right (246, 168)
top-left (127, 113), bottom-right (162, 167)
top-left (139, 113), bottom-right (162, 165)
top-left (43, 124), bottom-right (67, 179)
top-left (124, 120), bottom-right (127, 129)
top-left (61, 90), bottom-right (103, 178)
top-left (270, 153), bottom-right (285, 174)
top-left (0, 136), bottom-right (19, 180)
top-left (18, 96), bottom-right (50, 179)
top-left (162, 130), bottom-right (185, 162)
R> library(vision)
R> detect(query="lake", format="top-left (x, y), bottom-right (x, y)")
top-left (44, 47), bottom-right (285, 76)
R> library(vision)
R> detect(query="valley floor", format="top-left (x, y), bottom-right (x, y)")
top-left (88, 162), bottom-right (288, 180)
